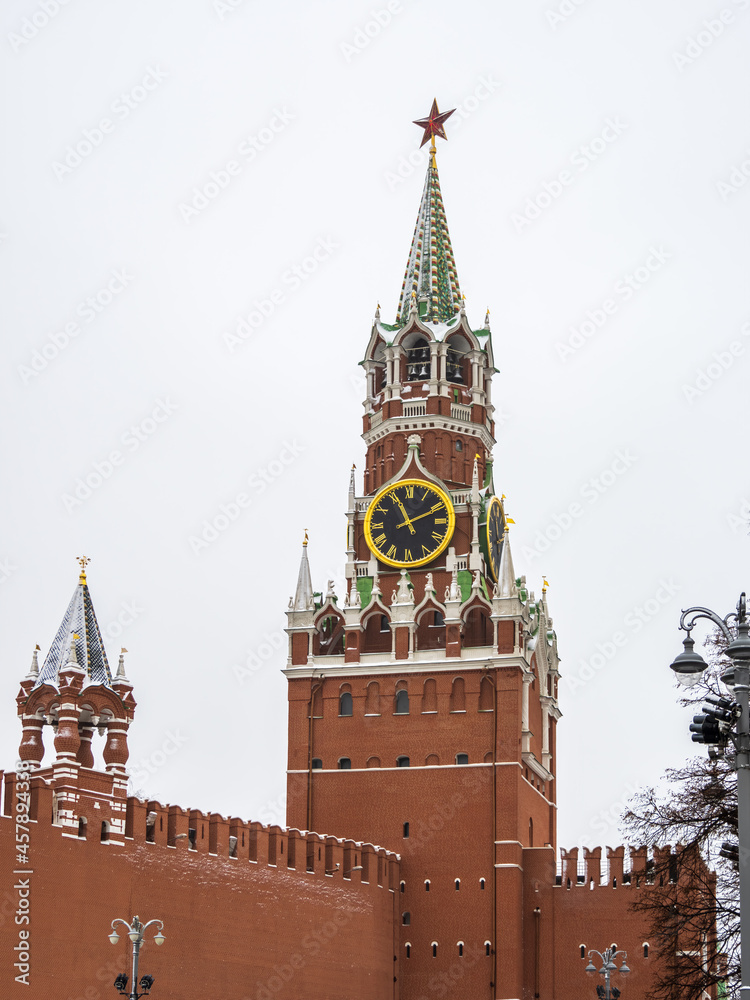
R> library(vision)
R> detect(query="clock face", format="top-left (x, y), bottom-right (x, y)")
top-left (364, 479), bottom-right (455, 568)
top-left (485, 496), bottom-right (506, 582)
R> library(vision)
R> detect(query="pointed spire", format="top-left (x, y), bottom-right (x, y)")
top-left (484, 308), bottom-right (491, 329)
top-left (396, 156), bottom-right (462, 326)
top-left (292, 534), bottom-right (315, 611)
top-left (348, 465), bottom-right (356, 506)
top-left (471, 454), bottom-right (480, 503)
top-left (35, 563), bottom-right (112, 690)
top-left (496, 527), bottom-right (517, 599)
top-left (26, 645), bottom-right (40, 680)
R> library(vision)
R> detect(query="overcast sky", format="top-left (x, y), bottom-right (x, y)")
top-left (2, 0), bottom-right (749, 852)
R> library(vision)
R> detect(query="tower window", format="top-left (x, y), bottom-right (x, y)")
top-left (580, 945), bottom-right (586, 959)
top-left (455, 879), bottom-right (460, 890)
top-left (400, 881), bottom-right (405, 893)
top-left (338, 757), bottom-right (351, 769)
top-left (312, 758), bottom-right (322, 769)
top-left (397, 756), bottom-right (410, 767)
top-left (456, 753), bottom-right (469, 765)
top-left (405, 944), bottom-right (411, 959)
top-left (485, 942), bottom-right (491, 957)
top-left (380, 615), bottom-right (390, 632)
top-left (480, 878), bottom-right (485, 890)
top-left (458, 942), bottom-right (464, 957)
top-left (644, 943), bottom-right (649, 959)
top-left (432, 943), bottom-right (438, 958)
top-left (455, 440), bottom-right (463, 451)
top-left (395, 689), bottom-right (409, 714)
top-left (78, 817), bottom-right (87, 839)
top-left (100, 822), bottom-right (109, 843)
top-left (339, 692), bottom-right (353, 717)
top-left (403, 822), bottom-right (409, 838)
top-left (425, 880), bottom-right (430, 891)
top-left (402, 912), bottom-right (410, 926)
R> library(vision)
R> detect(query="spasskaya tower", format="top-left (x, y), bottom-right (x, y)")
top-left (284, 101), bottom-right (561, 1000)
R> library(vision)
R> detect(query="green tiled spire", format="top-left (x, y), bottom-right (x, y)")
top-left (396, 159), bottom-right (462, 326)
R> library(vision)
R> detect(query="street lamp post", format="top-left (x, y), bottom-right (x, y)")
top-left (670, 591), bottom-right (750, 1000)
top-left (108, 915), bottom-right (165, 999)
top-left (585, 945), bottom-right (630, 999)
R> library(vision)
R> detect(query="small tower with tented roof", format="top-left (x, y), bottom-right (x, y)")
top-left (16, 557), bottom-right (136, 843)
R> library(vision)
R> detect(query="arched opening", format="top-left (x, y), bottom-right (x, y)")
top-left (363, 613), bottom-right (390, 654)
top-left (457, 942), bottom-right (464, 957)
top-left (529, 817), bottom-right (534, 847)
top-left (455, 879), bottom-right (460, 890)
top-left (432, 943), bottom-right (438, 958)
top-left (479, 675), bottom-right (494, 712)
top-left (425, 880), bottom-right (430, 891)
top-left (456, 753), bottom-right (468, 765)
top-left (421, 678), bottom-right (437, 713)
top-left (416, 610), bottom-right (445, 651)
top-left (480, 878), bottom-right (486, 890)
top-left (397, 756), bottom-right (410, 767)
top-left (405, 944), bottom-right (411, 959)
top-left (100, 821), bottom-right (110, 843)
top-left (463, 607), bottom-right (492, 648)
top-left (314, 615), bottom-right (344, 656)
top-left (485, 942), bottom-right (491, 957)
top-left (403, 337), bottom-right (431, 382)
top-left (395, 687), bottom-right (409, 715)
top-left (338, 757), bottom-right (351, 770)
top-left (445, 334), bottom-right (471, 384)
top-left (339, 691), bottom-right (353, 717)
top-left (402, 912), bottom-right (411, 926)
top-left (643, 943), bottom-right (649, 959)
top-left (77, 816), bottom-right (87, 839)
top-left (311, 758), bottom-right (322, 769)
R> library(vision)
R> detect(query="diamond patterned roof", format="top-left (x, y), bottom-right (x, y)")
top-left (396, 159), bottom-right (462, 326)
top-left (34, 578), bottom-right (113, 689)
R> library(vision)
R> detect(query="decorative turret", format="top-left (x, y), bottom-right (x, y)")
top-left (16, 559), bottom-right (137, 841)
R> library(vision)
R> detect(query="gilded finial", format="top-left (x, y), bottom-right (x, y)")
top-left (303, 529), bottom-right (309, 547)
top-left (542, 577), bottom-right (550, 593)
top-left (77, 555), bottom-right (90, 584)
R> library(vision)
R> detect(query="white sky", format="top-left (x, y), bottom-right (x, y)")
top-left (2, 0), bottom-right (749, 851)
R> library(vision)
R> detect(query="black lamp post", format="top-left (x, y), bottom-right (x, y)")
top-left (669, 592), bottom-right (750, 1000)
top-left (585, 945), bottom-right (630, 999)
top-left (108, 915), bottom-right (165, 999)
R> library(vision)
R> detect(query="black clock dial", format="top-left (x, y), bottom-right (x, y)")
top-left (364, 479), bottom-right (455, 568)
top-left (485, 496), bottom-right (505, 582)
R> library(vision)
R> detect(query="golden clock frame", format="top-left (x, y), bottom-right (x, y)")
top-left (363, 478), bottom-right (456, 569)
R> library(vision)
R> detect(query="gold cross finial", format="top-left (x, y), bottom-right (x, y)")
top-left (77, 556), bottom-right (90, 583)
top-left (303, 529), bottom-right (309, 547)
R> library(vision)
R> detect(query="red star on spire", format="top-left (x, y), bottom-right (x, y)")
top-left (413, 98), bottom-right (455, 148)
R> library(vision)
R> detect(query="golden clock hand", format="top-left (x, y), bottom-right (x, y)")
top-left (396, 503), bottom-right (444, 529)
top-left (393, 498), bottom-right (416, 534)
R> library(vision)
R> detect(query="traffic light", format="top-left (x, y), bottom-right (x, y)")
top-left (689, 697), bottom-right (735, 745)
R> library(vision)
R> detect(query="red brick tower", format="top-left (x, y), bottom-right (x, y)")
top-left (285, 105), bottom-right (561, 1000)
top-left (15, 557), bottom-right (136, 844)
